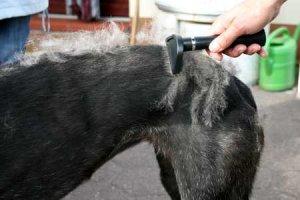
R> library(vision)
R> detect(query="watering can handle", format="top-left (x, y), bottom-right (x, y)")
top-left (265, 27), bottom-right (290, 49)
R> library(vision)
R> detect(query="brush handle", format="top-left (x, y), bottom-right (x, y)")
top-left (183, 29), bottom-right (266, 51)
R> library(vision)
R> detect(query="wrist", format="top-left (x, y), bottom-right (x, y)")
top-left (277, 0), bottom-right (287, 5)
top-left (263, 0), bottom-right (285, 21)
top-left (266, 0), bottom-right (286, 5)
top-left (266, 0), bottom-right (286, 9)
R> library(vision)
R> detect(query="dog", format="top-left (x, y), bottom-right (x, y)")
top-left (0, 30), bottom-right (264, 200)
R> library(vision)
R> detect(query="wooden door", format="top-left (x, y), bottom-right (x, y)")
top-left (101, 0), bottom-right (129, 17)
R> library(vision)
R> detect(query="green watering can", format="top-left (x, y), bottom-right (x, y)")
top-left (259, 24), bottom-right (300, 91)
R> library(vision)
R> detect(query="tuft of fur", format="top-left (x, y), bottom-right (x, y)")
top-left (21, 22), bottom-right (129, 67)
top-left (158, 51), bottom-right (230, 127)
top-left (136, 12), bottom-right (178, 45)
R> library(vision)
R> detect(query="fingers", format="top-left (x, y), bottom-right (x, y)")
top-left (223, 44), bottom-right (261, 57)
top-left (223, 44), bottom-right (247, 57)
top-left (244, 44), bottom-right (261, 55)
top-left (207, 44), bottom-right (268, 61)
top-left (224, 44), bottom-right (267, 57)
top-left (257, 47), bottom-right (268, 57)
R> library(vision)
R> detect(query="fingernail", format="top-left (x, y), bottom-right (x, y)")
top-left (212, 54), bottom-right (221, 61)
top-left (260, 49), bottom-right (268, 57)
top-left (209, 42), bottom-right (221, 52)
top-left (251, 46), bottom-right (261, 54)
top-left (238, 46), bottom-right (246, 54)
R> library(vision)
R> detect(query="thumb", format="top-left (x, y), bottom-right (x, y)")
top-left (209, 25), bottom-right (242, 53)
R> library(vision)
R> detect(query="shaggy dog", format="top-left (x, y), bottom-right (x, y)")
top-left (0, 28), bottom-right (263, 200)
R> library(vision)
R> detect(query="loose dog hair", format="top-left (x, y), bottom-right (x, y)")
top-left (0, 26), bottom-right (263, 200)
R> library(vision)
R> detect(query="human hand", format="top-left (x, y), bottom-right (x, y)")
top-left (207, 0), bottom-right (286, 60)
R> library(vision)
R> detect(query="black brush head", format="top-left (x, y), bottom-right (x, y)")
top-left (166, 34), bottom-right (184, 74)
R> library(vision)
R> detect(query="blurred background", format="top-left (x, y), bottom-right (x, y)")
top-left (29, 0), bottom-right (300, 87)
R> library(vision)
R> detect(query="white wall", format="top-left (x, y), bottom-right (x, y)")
top-left (273, 0), bottom-right (300, 25)
top-left (130, 0), bottom-right (300, 25)
top-left (129, 0), bottom-right (158, 18)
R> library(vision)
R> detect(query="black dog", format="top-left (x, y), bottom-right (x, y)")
top-left (0, 45), bottom-right (263, 200)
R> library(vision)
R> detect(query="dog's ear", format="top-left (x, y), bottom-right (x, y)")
top-left (185, 53), bottom-right (229, 127)
top-left (232, 76), bottom-right (257, 111)
top-left (189, 79), bottom-right (228, 127)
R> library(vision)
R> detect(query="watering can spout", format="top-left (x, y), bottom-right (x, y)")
top-left (293, 24), bottom-right (300, 42)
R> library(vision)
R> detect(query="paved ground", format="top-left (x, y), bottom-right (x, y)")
top-left (63, 87), bottom-right (300, 200)
top-left (251, 87), bottom-right (300, 200)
